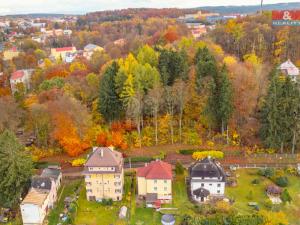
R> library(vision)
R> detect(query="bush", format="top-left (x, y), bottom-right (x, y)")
top-left (124, 156), bottom-right (152, 163)
top-left (264, 199), bottom-right (273, 209)
top-left (179, 149), bottom-right (198, 155)
top-left (252, 179), bottom-right (260, 185)
top-left (71, 158), bottom-right (86, 167)
top-left (192, 151), bottom-right (224, 160)
top-left (175, 161), bottom-right (184, 175)
top-left (258, 168), bottom-right (275, 178)
top-left (101, 198), bottom-right (113, 206)
top-left (274, 176), bottom-right (289, 187)
top-left (281, 189), bottom-right (292, 203)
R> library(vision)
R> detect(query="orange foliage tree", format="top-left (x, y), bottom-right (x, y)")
top-left (52, 113), bottom-right (89, 156)
top-left (96, 130), bottom-right (128, 150)
top-left (164, 27), bottom-right (179, 43)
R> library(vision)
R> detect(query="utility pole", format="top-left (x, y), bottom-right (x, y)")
top-left (261, 0), bottom-right (264, 14)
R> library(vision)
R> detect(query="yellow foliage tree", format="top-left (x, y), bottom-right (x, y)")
top-left (192, 151), bottom-right (224, 160)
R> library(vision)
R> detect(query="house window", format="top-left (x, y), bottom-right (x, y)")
top-left (201, 183), bottom-right (204, 187)
top-left (209, 184), bottom-right (212, 186)
top-left (115, 175), bottom-right (120, 179)
top-left (217, 184), bottom-right (221, 187)
top-left (154, 187), bottom-right (157, 191)
top-left (115, 189), bottom-right (121, 193)
top-left (164, 180), bottom-right (167, 184)
top-left (164, 187), bottom-right (167, 191)
top-left (217, 190), bottom-right (220, 194)
top-left (154, 180), bottom-right (157, 184)
top-left (86, 189), bottom-right (92, 193)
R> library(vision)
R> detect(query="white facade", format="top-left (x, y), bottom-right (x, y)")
top-left (189, 158), bottom-right (226, 203)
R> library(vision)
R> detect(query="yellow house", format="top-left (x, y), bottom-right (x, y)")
top-left (83, 147), bottom-right (124, 201)
top-left (3, 47), bottom-right (20, 60)
top-left (50, 46), bottom-right (77, 61)
top-left (137, 161), bottom-right (173, 204)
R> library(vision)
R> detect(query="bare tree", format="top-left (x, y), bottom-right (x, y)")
top-left (145, 84), bottom-right (164, 145)
top-left (164, 86), bottom-right (176, 144)
top-left (126, 91), bottom-right (144, 148)
top-left (172, 79), bottom-right (189, 143)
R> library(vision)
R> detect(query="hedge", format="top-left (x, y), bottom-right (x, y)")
top-left (192, 151), bottom-right (224, 160)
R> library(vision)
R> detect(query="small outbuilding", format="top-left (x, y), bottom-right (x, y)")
top-left (119, 206), bottom-right (127, 219)
top-left (266, 185), bottom-right (282, 197)
top-left (161, 214), bottom-right (175, 225)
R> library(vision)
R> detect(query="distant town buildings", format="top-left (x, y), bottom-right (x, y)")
top-left (20, 167), bottom-right (62, 225)
top-left (10, 69), bottom-right (34, 93)
top-left (189, 157), bottom-right (226, 203)
top-left (83, 147), bottom-right (124, 202)
top-left (50, 46), bottom-right (77, 62)
top-left (83, 44), bottom-right (104, 60)
top-left (3, 47), bottom-right (20, 61)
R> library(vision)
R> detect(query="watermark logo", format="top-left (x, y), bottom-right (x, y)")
top-left (272, 10), bottom-right (300, 26)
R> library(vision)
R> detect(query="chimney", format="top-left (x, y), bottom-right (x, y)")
top-left (100, 148), bottom-right (104, 157)
top-left (92, 147), bottom-right (98, 152)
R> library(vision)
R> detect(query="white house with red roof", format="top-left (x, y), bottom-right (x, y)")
top-left (50, 46), bottom-right (77, 62)
top-left (10, 69), bottom-right (34, 93)
top-left (137, 160), bottom-right (173, 205)
top-left (279, 59), bottom-right (299, 82)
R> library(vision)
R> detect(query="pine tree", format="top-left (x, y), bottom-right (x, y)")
top-left (98, 62), bottom-right (123, 122)
top-left (0, 130), bottom-right (33, 208)
top-left (206, 65), bottom-right (233, 133)
top-left (194, 47), bottom-right (218, 92)
top-left (260, 69), bottom-right (300, 152)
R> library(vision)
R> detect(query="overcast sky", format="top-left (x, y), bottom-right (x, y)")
top-left (0, 0), bottom-right (299, 15)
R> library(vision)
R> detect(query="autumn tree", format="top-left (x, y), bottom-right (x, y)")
top-left (0, 97), bottom-right (24, 133)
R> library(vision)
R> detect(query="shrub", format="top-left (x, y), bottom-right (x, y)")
top-left (285, 166), bottom-right (297, 175)
top-left (247, 190), bottom-right (254, 200)
top-left (101, 198), bottom-right (113, 206)
top-left (252, 179), bottom-right (260, 185)
top-left (71, 158), bottom-right (86, 167)
top-left (281, 189), bottom-right (292, 203)
top-left (258, 168), bottom-right (275, 178)
top-left (275, 176), bottom-right (289, 187)
top-left (264, 199), bottom-right (273, 209)
top-left (179, 149), bottom-right (198, 155)
top-left (175, 161), bottom-right (185, 175)
top-left (192, 151), bottom-right (224, 160)
top-left (124, 156), bottom-right (152, 163)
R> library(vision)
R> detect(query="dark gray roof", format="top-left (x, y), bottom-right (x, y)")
top-left (41, 168), bottom-right (61, 181)
top-left (31, 177), bottom-right (52, 190)
top-left (189, 158), bottom-right (226, 181)
top-left (161, 214), bottom-right (175, 223)
top-left (193, 187), bottom-right (210, 198)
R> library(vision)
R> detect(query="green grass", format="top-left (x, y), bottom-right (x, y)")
top-left (226, 169), bottom-right (300, 225)
top-left (48, 180), bottom-right (82, 225)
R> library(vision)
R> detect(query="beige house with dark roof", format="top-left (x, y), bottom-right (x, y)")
top-left (83, 147), bottom-right (124, 201)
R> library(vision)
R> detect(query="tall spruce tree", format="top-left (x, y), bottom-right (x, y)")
top-left (260, 69), bottom-right (300, 152)
top-left (0, 130), bottom-right (33, 208)
top-left (98, 62), bottom-right (123, 122)
top-left (194, 46), bottom-right (218, 92)
top-left (206, 65), bottom-right (233, 133)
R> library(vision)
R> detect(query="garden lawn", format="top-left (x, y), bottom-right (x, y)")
top-left (74, 176), bottom-right (134, 225)
top-left (48, 180), bottom-right (82, 225)
top-left (226, 169), bottom-right (300, 225)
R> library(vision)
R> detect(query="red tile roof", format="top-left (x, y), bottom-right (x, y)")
top-left (137, 161), bottom-right (172, 180)
top-left (11, 70), bottom-right (24, 80)
top-left (54, 47), bottom-right (75, 52)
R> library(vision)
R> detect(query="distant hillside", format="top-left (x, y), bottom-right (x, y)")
top-left (197, 2), bottom-right (300, 15)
